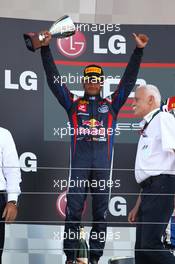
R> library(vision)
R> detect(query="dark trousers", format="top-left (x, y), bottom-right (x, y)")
top-left (0, 193), bottom-right (6, 264)
top-left (63, 141), bottom-right (111, 261)
top-left (135, 175), bottom-right (175, 264)
top-left (63, 168), bottom-right (110, 261)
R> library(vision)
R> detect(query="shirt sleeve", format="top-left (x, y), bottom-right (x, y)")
top-left (2, 130), bottom-right (21, 202)
top-left (160, 112), bottom-right (175, 152)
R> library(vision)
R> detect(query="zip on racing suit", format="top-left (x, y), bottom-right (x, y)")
top-left (41, 45), bottom-right (143, 262)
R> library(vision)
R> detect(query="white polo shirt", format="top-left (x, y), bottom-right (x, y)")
top-left (0, 127), bottom-right (21, 201)
top-left (135, 109), bottom-right (175, 183)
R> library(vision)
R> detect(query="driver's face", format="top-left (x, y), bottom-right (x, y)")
top-left (83, 78), bottom-right (103, 95)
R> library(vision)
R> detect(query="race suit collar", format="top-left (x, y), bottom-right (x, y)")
top-left (84, 93), bottom-right (102, 100)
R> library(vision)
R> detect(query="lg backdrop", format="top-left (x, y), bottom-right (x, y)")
top-left (0, 17), bottom-right (175, 226)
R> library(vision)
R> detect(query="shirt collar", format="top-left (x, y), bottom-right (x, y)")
top-left (139, 108), bottom-right (160, 129)
top-left (143, 108), bottom-right (160, 123)
top-left (84, 93), bottom-right (101, 100)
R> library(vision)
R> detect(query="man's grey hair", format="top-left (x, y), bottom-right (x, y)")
top-left (136, 84), bottom-right (161, 106)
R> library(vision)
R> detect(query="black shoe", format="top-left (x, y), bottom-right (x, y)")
top-left (65, 261), bottom-right (76, 264)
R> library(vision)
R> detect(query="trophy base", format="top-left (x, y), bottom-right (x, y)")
top-left (23, 32), bottom-right (42, 52)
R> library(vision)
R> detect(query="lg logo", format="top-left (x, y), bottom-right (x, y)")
top-left (57, 31), bottom-right (126, 58)
top-left (56, 192), bottom-right (127, 218)
top-left (19, 152), bottom-right (37, 172)
top-left (109, 196), bottom-right (127, 216)
top-left (5, 70), bottom-right (37, 90)
top-left (56, 190), bottom-right (87, 219)
top-left (94, 34), bottom-right (126, 55)
top-left (57, 31), bottom-right (86, 58)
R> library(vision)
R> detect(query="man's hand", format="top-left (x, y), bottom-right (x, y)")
top-left (128, 206), bottom-right (139, 224)
top-left (39, 30), bottom-right (52, 46)
top-left (2, 202), bottom-right (18, 223)
top-left (133, 33), bottom-right (149, 48)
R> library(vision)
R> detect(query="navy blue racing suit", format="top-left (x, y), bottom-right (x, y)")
top-left (41, 46), bottom-right (143, 261)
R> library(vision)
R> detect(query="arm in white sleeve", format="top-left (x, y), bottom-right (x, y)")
top-left (2, 130), bottom-right (21, 202)
top-left (160, 112), bottom-right (175, 152)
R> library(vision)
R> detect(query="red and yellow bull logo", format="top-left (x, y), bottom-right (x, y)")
top-left (82, 118), bottom-right (103, 128)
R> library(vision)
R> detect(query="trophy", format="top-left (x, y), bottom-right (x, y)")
top-left (23, 15), bottom-right (76, 52)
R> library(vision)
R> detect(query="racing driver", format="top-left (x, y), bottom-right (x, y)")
top-left (40, 31), bottom-right (148, 264)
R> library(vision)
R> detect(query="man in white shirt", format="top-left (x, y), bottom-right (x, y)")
top-left (0, 128), bottom-right (21, 263)
top-left (128, 84), bottom-right (175, 264)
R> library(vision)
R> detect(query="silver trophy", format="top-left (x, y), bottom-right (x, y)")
top-left (23, 15), bottom-right (76, 52)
